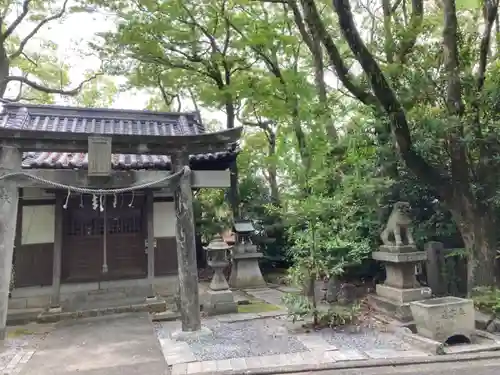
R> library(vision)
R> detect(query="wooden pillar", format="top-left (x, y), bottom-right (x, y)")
top-left (0, 146), bottom-right (21, 340)
top-left (146, 190), bottom-right (155, 297)
top-left (172, 154), bottom-right (201, 332)
top-left (50, 192), bottom-right (64, 308)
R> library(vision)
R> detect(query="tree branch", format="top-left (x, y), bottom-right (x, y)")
top-left (3, 73), bottom-right (102, 97)
top-left (2, 0), bottom-right (31, 42)
top-left (10, 0), bottom-right (70, 60)
top-left (396, 0), bottom-right (423, 63)
top-left (332, 0), bottom-right (450, 195)
top-left (475, 0), bottom-right (498, 114)
top-left (299, 0), bottom-right (379, 109)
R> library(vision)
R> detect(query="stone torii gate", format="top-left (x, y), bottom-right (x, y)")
top-left (0, 125), bottom-right (242, 339)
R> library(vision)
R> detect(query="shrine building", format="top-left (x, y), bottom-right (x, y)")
top-left (0, 102), bottom-right (241, 334)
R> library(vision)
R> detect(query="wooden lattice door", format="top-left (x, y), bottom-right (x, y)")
top-left (62, 194), bottom-right (147, 282)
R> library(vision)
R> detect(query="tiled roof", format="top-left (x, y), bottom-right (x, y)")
top-left (0, 103), bottom-right (237, 170)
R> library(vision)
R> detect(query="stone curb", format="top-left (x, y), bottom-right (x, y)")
top-left (186, 350), bottom-right (500, 375)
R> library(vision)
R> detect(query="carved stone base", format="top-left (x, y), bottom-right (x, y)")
top-left (203, 289), bottom-right (238, 316)
top-left (48, 306), bottom-right (62, 314)
top-left (376, 284), bottom-right (432, 304)
top-left (229, 253), bottom-right (266, 289)
top-left (372, 251), bottom-right (427, 263)
top-left (379, 245), bottom-right (419, 254)
top-left (367, 294), bottom-right (414, 322)
top-left (171, 326), bottom-right (213, 341)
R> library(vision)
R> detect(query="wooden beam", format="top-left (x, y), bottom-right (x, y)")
top-left (146, 190), bottom-right (155, 297)
top-left (0, 127), bottom-right (243, 155)
top-left (0, 146), bottom-right (21, 340)
top-left (51, 192), bottom-right (64, 308)
top-left (15, 169), bottom-right (230, 189)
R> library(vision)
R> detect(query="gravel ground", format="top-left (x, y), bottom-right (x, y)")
top-left (175, 318), bottom-right (308, 361)
top-left (317, 325), bottom-right (414, 351)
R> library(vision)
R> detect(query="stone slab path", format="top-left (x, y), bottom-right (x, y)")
top-left (19, 313), bottom-right (167, 375)
top-left (244, 288), bottom-right (288, 308)
top-left (169, 346), bottom-right (430, 375)
top-left (153, 284), bottom-right (431, 375)
top-left (0, 323), bottom-right (53, 375)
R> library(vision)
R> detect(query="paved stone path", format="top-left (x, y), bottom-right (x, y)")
top-left (0, 348), bottom-right (35, 375)
top-left (169, 346), bottom-right (430, 375)
top-left (244, 288), bottom-right (288, 308)
top-left (0, 323), bottom-right (52, 375)
top-left (154, 285), bottom-right (430, 375)
top-left (19, 313), bottom-right (167, 375)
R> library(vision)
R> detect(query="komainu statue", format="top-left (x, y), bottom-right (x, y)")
top-left (380, 201), bottom-right (415, 246)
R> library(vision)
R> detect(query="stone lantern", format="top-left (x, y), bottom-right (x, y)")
top-left (203, 235), bottom-right (237, 315)
top-left (228, 220), bottom-right (267, 289)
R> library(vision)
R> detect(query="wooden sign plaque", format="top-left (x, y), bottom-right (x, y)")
top-left (88, 136), bottom-right (112, 176)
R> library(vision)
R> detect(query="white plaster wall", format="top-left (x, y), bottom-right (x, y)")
top-left (154, 201), bottom-right (176, 237)
top-left (192, 170), bottom-right (230, 188)
top-left (21, 205), bottom-right (55, 244)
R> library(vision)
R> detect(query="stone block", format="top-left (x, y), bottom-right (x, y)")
top-left (8, 298), bottom-right (27, 310)
top-left (376, 284), bottom-right (432, 304)
top-left (328, 349), bottom-right (366, 361)
top-left (364, 349), bottom-right (429, 359)
top-left (229, 357), bottom-right (248, 371)
top-left (203, 289), bottom-right (238, 316)
top-left (384, 263), bottom-right (418, 289)
top-left (410, 296), bottom-right (475, 343)
top-left (367, 294), bottom-right (413, 322)
top-left (171, 326), bottom-right (213, 342)
top-left (187, 361), bottom-right (203, 374)
top-left (296, 335), bottom-right (336, 351)
top-left (229, 253), bottom-right (267, 289)
top-left (372, 251), bottom-right (427, 263)
top-left (25, 295), bottom-right (51, 308)
top-left (215, 359), bottom-right (232, 371)
top-left (151, 311), bottom-right (181, 322)
top-left (379, 245), bottom-right (418, 254)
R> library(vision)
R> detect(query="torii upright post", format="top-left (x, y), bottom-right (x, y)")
top-left (172, 153), bottom-right (201, 332)
top-left (0, 146), bottom-right (21, 340)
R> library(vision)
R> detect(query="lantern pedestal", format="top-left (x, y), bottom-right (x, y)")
top-left (203, 236), bottom-right (238, 316)
top-left (203, 289), bottom-right (238, 316)
top-left (229, 252), bottom-right (266, 289)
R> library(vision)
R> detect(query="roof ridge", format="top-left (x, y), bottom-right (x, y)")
top-left (2, 102), bottom-right (200, 119)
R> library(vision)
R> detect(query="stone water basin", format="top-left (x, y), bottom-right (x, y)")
top-left (410, 296), bottom-right (475, 343)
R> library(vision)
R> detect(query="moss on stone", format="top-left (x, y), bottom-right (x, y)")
top-left (237, 301), bottom-right (281, 313)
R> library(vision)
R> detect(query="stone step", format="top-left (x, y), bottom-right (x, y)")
top-left (7, 308), bottom-right (43, 326)
top-left (84, 285), bottom-right (153, 301)
top-left (38, 298), bottom-right (166, 323)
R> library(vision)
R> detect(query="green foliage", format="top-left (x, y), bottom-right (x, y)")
top-left (281, 293), bottom-right (361, 328)
top-left (84, 0), bottom-right (500, 291)
top-left (193, 189), bottom-right (231, 244)
top-left (472, 287), bottom-right (500, 316)
top-left (1, 0), bottom-right (98, 102)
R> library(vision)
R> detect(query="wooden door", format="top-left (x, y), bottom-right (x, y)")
top-left (62, 194), bottom-right (147, 282)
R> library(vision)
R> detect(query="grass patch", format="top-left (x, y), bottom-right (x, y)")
top-left (237, 301), bottom-right (282, 313)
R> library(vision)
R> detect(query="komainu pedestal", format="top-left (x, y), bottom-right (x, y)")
top-left (369, 202), bottom-right (431, 321)
top-left (369, 245), bottom-right (431, 321)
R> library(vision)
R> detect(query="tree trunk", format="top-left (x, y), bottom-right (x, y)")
top-left (451, 203), bottom-right (497, 295)
top-left (267, 131), bottom-right (280, 205)
top-left (0, 44), bottom-right (10, 98)
top-left (225, 101), bottom-right (240, 219)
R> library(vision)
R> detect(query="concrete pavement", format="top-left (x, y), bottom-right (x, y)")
top-left (18, 313), bottom-right (167, 375)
